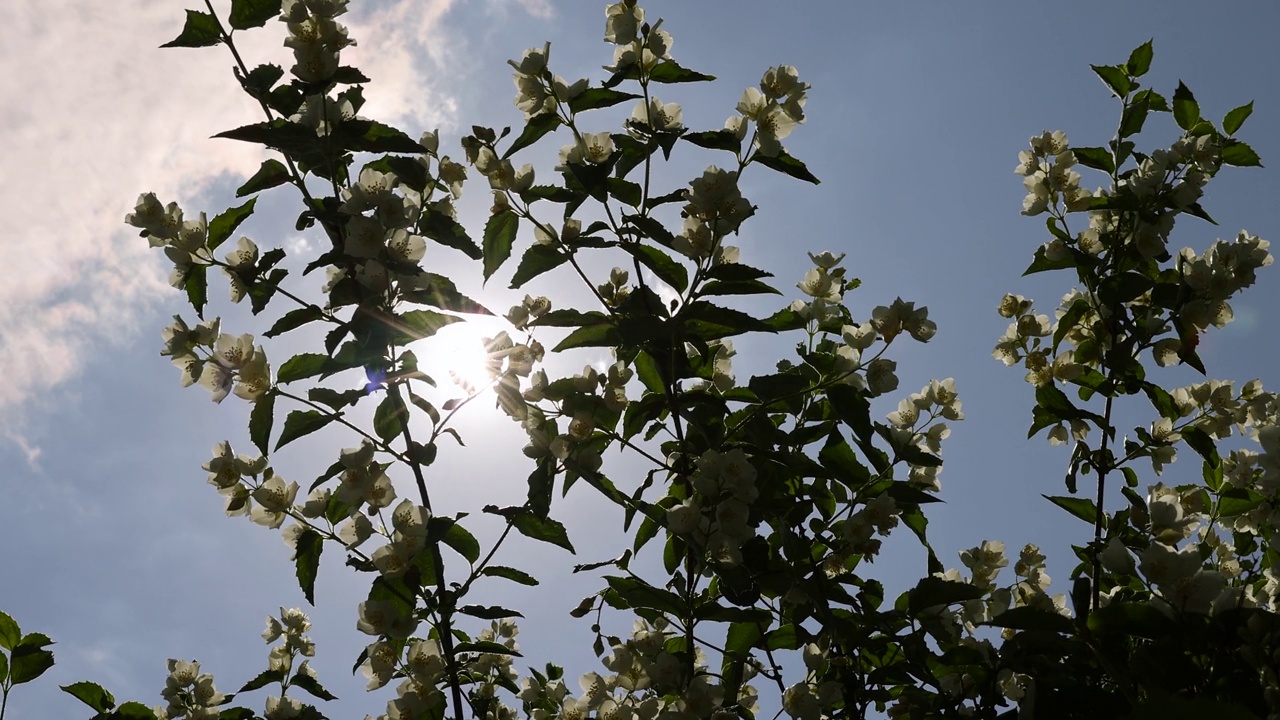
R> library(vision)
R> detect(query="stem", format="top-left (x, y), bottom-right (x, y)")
top-left (385, 383), bottom-right (466, 720)
top-left (276, 390), bottom-right (411, 465)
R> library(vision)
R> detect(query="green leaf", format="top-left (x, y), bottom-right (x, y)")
top-left (628, 243), bottom-right (688, 294)
top-left (1181, 426), bottom-right (1221, 468)
top-left (481, 565), bottom-right (540, 586)
top-left (238, 668), bottom-right (285, 693)
top-left (568, 88), bottom-right (641, 114)
top-left (1221, 139), bottom-right (1263, 167)
top-left (1090, 64), bottom-right (1131, 98)
top-left (236, 159), bottom-right (291, 197)
top-left (459, 604), bottom-right (524, 620)
top-left (264, 305), bottom-right (325, 338)
top-left (373, 394), bottom-right (408, 441)
top-left (249, 389), bottom-right (275, 456)
top-left (504, 113), bottom-right (561, 159)
top-left (340, 119), bottom-right (426, 154)
top-left (605, 577), bottom-right (686, 616)
top-left (0, 611), bottom-right (20, 650)
top-left (607, 177), bottom-right (643, 207)
top-left (289, 673), bottom-right (338, 701)
top-left (527, 456), bottom-right (555, 520)
top-left (683, 129), bottom-right (742, 153)
top-left (277, 353), bottom-right (329, 384)
top-left (1071, 146), bottom-right (1114, 173)
top-left (1172, 81), bottom-right (1201, 131)
top-left (442, 522), bottom-right (481, 564)
top-left (390, 309), bottom-right (462, 344)
top-left (683, 301), bottom-right (774, 341)
top-left (984, 605), bottom-right (1073, 634)
top-left (161, 10), bottom-right (222, 48)
top-left (402, 272), bottom-right (491, 315)
top-left (649, 60), bottom-right (715, 84)
top-left (1218, 487), bottom-right (1262, 518)
top-left (510, 244), bottom-right (569, 288)
top-left (483, 209), bottom-right (520, 281)
top-left (553, 322), bottom-right (621, 352)
top-left (229, 0), bottom-right (283, 29)
top-left (1119, 92), bottom-right (1150, 138)
top-left (0, 651), bottom-right (6, 684)
top-left (61, 681), bottom-right (116, 713)
top-left (510, 510), bottom-right (575, 553)
top-left (9, 644), bottom-right (55, 685)
top-left (1125, 40), bottom-right (1153, 77)
top-left (454, 640), bottom-right (523, 656)
top-left (276, 410), bottom-right (338, 450)
top-left (185, 264), bottom-right (208, 319)
top-left (238, 63), bottom-right (284, 102)
top-left (906, 576), bottom-right (984, 616)
top-left (752, 149), bottom-right (820, 184)
top-left (119, 702), bottom-right (166, 719)
top-left (1087, 601), bottom-right (1174, 639)
top-left (421, 211), bottom-right (482, 259)
top-left (1044, 495), bottom-right (1098, 524)
top-left (294, 529), bottom-right (323, 605)
top-left (1223, 101), bottom-right (1254, 136)
top-left (207, 198), bottom-right (257, 251)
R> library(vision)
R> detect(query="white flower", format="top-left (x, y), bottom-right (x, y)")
top-left (578, 132), bottom-right (613, 164)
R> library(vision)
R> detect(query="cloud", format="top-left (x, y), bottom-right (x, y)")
top-left (0, 0), bottom-right (521, 456)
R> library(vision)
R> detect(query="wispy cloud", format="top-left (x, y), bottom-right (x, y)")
top-left (0, 0), bottom-right (542, 457)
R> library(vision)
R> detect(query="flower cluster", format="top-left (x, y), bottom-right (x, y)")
top-left (155, 659), bottom-right (225, 720)
top-left (666, 449), bottom-right (760, 568)
top-left (1015, 130), bottom-right (1089, 217)
top-left (602, 1), bottom-right (674, 76)
top-left (203, 441), bottom-right (301, 528)
top-left (736, 65), bottom-right (809, 157)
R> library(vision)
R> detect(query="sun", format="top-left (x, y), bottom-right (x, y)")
top-left (408, 317), bottom-right (509, 395)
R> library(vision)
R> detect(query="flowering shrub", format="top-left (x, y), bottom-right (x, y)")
top-left (3, 2), bottom-right (1279, 720)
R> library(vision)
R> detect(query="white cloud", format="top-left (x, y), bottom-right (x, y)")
top-left (0, 0), bottom-right (505, 455)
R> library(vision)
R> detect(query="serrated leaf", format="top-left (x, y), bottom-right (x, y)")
top-left (481, 565), bottom-right (540, 586)
top-left (553, 322), bottom-right (621, 352)
top-left (1126, 40), bottom-right (1153, 77)
top-left (421, 211), bottom-right (482, 259)
top-left (373, 394), bottom-right (408, 441)
top-left (390, 309), bottom-right (462, 344)
top-left (504, 113), bottom-right (562, 158)
top-left (340, 119), bottom-right (425, 154)
top-left (628, 243), bottom-right (688, 293)
top-left (161, 10), bottom-right (222, 48)
top-left (277, 353), bottom-right (329, 384)
top-left (454, 640), bottom-right (523, 656)
top-left (649, 60), bottom-right (715, 84)
top-left (458, 605), bottom-right (524, 620)
top-left (483, 210), bottom-right (520, 281)
top-left (229, 0), bottom-right (282, 29)
top-left (118, 702), bottom-right (165, 719)
top-left (568, 88), bottom-right (640, 114)
top-left (605, 577), bottom-right (686, 616)
top-left (443, 522), bottom-right (481, 564)
top-left (276, 410), bottom-right (338, 450)
top-left (264, 306), bottom-right (325, 338)
top-left (1044, 495), bottom-right (1098, 524)
top-left (1223, 101), bottom-right (1254, 136)
top-left (9, 645), bottom-right (55, 685)
top-left (1181, 426), bottom-right (1221, 468)
top-left (1071, 146), bottom-right (1114, 173)
top-left (607, 177), bottom-right (643, 207)
top-left (0, 611), bottom-right (20, 650)
top-left (207, 198), bottom-right (257, 251)
top-left (1091, 64), bottom-right (1131, 98)
top-left (249, 389), bottom-right (275, 456)
top-left (510, 243), bottom-right (568, 288)
top-left (984, 605), bottom-right (1074, 633)
top-left (238, 668), bottom-right (285, 693)
top-left (511, 511), bottom-right (575, 553)
top-left (1220, 140), bottom-right (1262, 168)
top-left (289, 673), bottom-right (338, 701)
top-left (683, 129), bottom-right (742, 153)
top-left (906, 576), bottom-right (985, 616)
top-left (61, 681), bottom-right (116, 713)
top-left (185, 265), bottom-right (208, 318)
top-left (1172, 81), bottom-right (1200, 131)
top-left (294, 529), bottom-right (323, 605)
top-left (236, 159), bottom-right (291, 198)
top-left (752, 149), bottom-right (819, 184)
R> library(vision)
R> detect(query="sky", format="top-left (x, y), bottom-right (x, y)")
top-left (3, 0), bottom-right (1280, 717)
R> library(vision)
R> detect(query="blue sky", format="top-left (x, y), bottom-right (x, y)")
top-left (3, 0), bottom-right (1280, 716)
